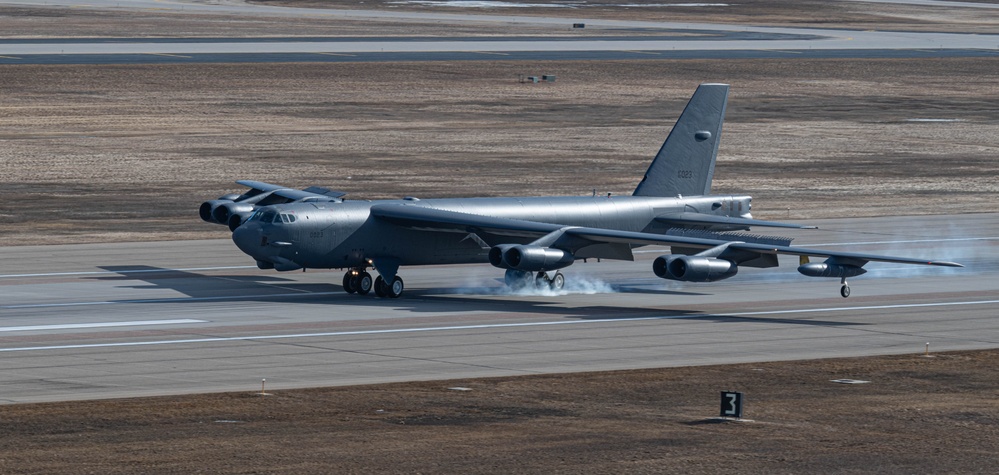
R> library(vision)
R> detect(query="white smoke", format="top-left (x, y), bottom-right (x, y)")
top-left (445, 273), bottom-right (616, 297)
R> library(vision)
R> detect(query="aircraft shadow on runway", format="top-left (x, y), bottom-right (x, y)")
top-left (89, 266), bottom-right (862, 327)
top-left (92, 265), bottom-right (338, 300)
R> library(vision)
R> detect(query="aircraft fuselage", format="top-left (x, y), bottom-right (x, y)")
top-left (232, 194), bottom-right (753, 271)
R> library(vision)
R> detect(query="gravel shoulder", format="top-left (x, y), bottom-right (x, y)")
top-left (3, 349), bottom-right (998, 473)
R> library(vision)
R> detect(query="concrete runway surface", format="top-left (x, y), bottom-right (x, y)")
top-left (0, 213), bottom-right (996, 404)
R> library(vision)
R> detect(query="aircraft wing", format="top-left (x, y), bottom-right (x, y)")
top-left (655, 212), bottom-right (816, 230)
top-left (567, 227), bottom-right (962, 267)
top-left (370, 203), bottom-right (562, 238)
top-left (371, 203), bottom-right (962, 268)
top-left (235, 180), bottom-right (347, 201)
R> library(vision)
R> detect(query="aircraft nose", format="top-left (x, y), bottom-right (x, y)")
top-left (232, 222), bottom-right (263, 258)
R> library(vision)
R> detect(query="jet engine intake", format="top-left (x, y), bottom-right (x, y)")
top-left (489, 245), bottom-right (574, 271)
top-left (797, 262), bottom-right (867, 279)
top-left (212, 202), bottom-right (255, 227)
top-left (200, 199), bottom-right (229, 223)
top-left (653, 255), bottom-right (738, 282)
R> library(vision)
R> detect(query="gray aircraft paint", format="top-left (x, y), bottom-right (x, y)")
top-left (205, 84), bottom-right (961, 298)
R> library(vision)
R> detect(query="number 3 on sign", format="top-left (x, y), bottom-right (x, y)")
top-left (720, 391), bottom-right (743, 419)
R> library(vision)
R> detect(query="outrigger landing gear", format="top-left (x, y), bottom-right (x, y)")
top-left (840, 277), bottom-right (851, 298)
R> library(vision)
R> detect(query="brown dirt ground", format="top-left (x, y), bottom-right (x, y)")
top-left (2, 58), bottom-right (998, 245)
top-left (2, 349), bottom-right (999, 473)
top-left (2, 3), bottom-right (999, 473)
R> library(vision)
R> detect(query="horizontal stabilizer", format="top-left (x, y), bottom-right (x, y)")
top-left (655, 212), bottom-right (816, 230)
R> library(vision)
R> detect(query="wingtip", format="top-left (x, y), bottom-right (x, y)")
top-left (933, 261), bottom-right (964, 268)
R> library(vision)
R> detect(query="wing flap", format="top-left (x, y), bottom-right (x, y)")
top-left (655, 212), bottom-right (816, 230)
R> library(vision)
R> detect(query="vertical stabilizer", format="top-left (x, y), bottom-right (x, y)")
top-left (633, 83), bottom-right (729, 197)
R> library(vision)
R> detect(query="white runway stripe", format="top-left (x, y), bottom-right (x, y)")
top-left (2, 300), bottom-right (995, 353)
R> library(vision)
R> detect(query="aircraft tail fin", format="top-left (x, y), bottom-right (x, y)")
top-left (633, 83), bottom-right (729, 197)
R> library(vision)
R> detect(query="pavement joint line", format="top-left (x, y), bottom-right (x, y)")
top-left (620, 50), bottom-right (660, 55)
top-left (470, 51), bottom-right (509, 55)
top-left (0, 319), bottom-right (206, 333)
top-left (2, 299), bottom-right (997, 353)
top-left (0, 265), bottom-right (257, 279)
top-left (145, 52), bottom-right (192, 58)
top-left (0, 55), bottom-right (21, 59)
top-left (315, 52), bottom-right (356, 57)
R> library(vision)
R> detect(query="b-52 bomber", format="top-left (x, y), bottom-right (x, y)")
top-left (200, 83), bottom-right (961, 299)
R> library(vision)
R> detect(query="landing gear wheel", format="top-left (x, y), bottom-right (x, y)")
top-left (374, 275), bottom-right (387, 298)
top-left (356, 272), bottom-right (373, 295)
top-left (549, 272), bottom-right (565, 291)
top-left (840, 285), bottom-right (851, 298)
top-left (386, 276), bottom-right (404, 298)
top-left (342, 272), bottom-right (357, 294)
top-left (504, 269), bottom-right (532, 290)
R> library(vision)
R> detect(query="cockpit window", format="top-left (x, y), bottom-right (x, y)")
top-left (259, 210), bottom-right (278, 223)
top-left (280, 213), bottom-right (296, 223)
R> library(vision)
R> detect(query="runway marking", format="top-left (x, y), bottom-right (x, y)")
top-left (470, 51), bottom-right (509, 56)
top-left (0, 292), bottom-right (340, 309)
top-left (145, 53), bottom-right (192, 58)
top-left (0, 55), bottom-right (22, 60)
top-left (2, 299), bottom-right (996, 353)
top-left (0, 265), bottom-right (256, 279)
top-left (621, 50), bottom-right (660, 55)
top-left (764, 49), bottom-right (802, 54)
top-left (0, 319), bottom-right (206, 333)
top-left (315, 52), bottom-right (357, 57)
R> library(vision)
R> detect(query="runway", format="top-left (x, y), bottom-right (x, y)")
top-left (1, 213), bottom-right (996, 404)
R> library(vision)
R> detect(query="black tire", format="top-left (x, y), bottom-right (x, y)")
top-left (357, 272), bottom-right (373, 295)
top-left (841, 285), bottom-right (851, 298)
top-left (549, 272), bottom-right (565, 290)
top-left (342, 272), bottom-right (357, 294)
top-left (387, 276), bottom-right (404, 298)
top-left (374, 275), bottom-right (387, 298)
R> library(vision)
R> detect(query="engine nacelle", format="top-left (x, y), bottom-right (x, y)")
top-left (212, 202), bottom-right (256, 227)
top-left (488, 244), bottom-right (518, 269)
top-left (653, 255), bottom-right (738, 282)
top-left (797, 262), bottom-right (867, 279)
top-left (489, 245), bottom-right (574, 272)
top-left (200, 199), bottom-right (231, 223)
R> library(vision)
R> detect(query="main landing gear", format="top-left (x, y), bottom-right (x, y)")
top-left (343, 268), bottom-right (404, 298)
top-left (840, 277), bottom-right (851, 298)
top-left (504, 269), bottom-right (565, 291)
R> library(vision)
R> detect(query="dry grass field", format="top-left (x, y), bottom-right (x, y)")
top-left (2, 58), bottom-right (998, 245)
